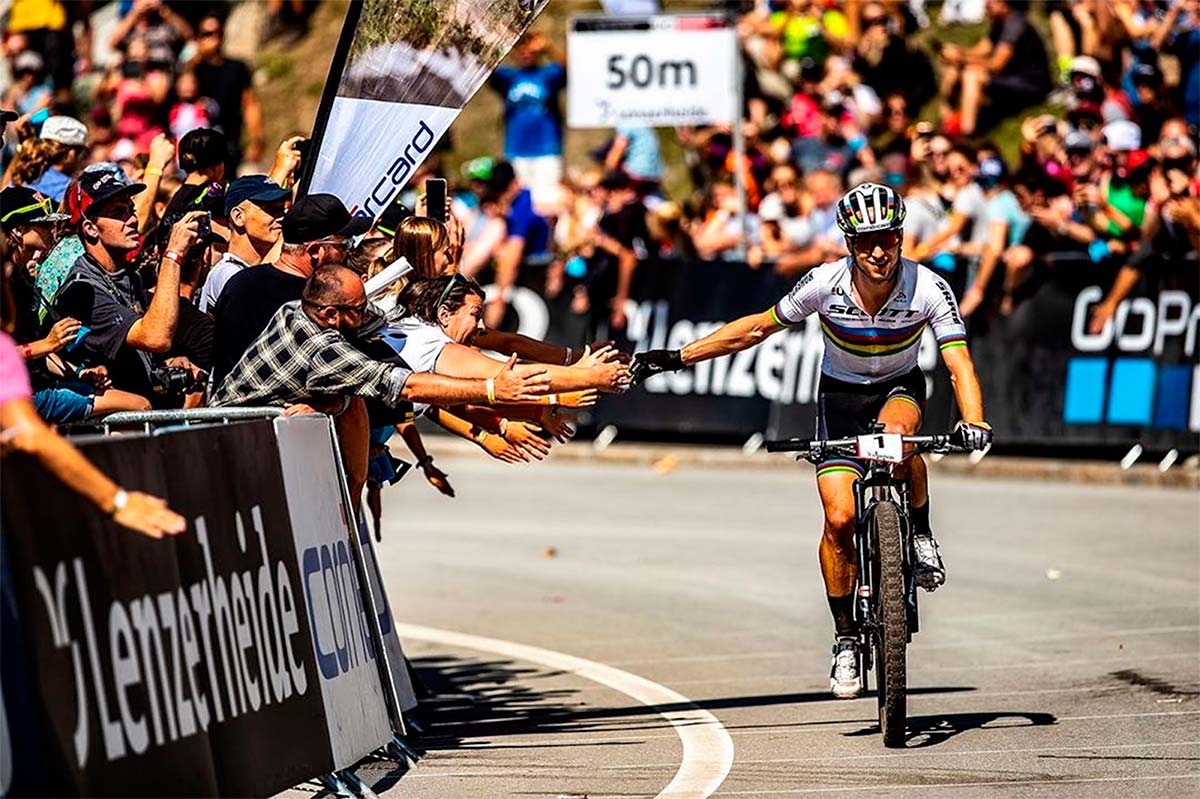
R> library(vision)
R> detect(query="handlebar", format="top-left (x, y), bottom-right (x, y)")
top-left (765, 433), bottom-right (969, 462)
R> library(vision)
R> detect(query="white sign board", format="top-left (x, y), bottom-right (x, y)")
top-left (568, 15), bottom-right (738, 129)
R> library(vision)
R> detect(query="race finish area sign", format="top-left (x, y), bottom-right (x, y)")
top-left (567, 15), bottom-right (738, 129)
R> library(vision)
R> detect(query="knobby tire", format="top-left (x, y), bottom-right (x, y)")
top-left (871, 500), bottom-right (907, 747)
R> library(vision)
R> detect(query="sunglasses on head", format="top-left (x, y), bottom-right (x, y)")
top-left (1, 197), bottom-right (55, 225)
top-left (435, 273), bottom-right (473, 309)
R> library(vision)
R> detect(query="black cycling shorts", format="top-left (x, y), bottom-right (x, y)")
top-left (814, 367), bottom-right (927, 478)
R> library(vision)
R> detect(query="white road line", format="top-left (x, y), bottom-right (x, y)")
top-left (394, 623), bottom-right (734, 799)
top-left (716, 773), bottom-right (1200, 795)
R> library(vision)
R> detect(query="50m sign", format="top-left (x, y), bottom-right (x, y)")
top-left (568, 14), bottom-right (738, 128)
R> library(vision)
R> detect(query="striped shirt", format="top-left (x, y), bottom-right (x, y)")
top-left (772, 257), bottom-right (967, 385)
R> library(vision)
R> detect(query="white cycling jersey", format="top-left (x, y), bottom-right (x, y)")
top-left (772, 257), bottom-right (967, 385)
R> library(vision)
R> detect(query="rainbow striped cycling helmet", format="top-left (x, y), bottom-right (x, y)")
top-left (835, 182), bottom-right (906, 237)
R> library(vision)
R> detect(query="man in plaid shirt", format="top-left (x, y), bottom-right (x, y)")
top-left (212, 264), bottom-right (551, 497)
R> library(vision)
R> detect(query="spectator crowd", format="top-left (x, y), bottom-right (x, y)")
top-left (1, 0), bottom-right (1197, 535)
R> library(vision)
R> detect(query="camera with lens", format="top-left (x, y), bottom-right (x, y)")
top-left (150, 365), bottom-right (205, 397)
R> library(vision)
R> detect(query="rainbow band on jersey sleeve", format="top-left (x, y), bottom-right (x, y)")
top-left (770, 304), bottom-right (798, 328)
top-left (819, 316), bottom-right (927, 358)
top-left (937, 332), bottom-right (968, 351)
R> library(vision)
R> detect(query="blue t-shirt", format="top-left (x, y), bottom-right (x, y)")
top-left (25, 167), bottom-right (71, 204)
top-left (492, 64), bottom-right (566, 158)
top-left (616, 124), bottom-right (663, 181)
top-left (506, 188), bottom-right (551, 260)
top-left (984, 189), bottom-right (1030, 246)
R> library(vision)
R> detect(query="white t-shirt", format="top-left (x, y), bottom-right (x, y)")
top-left (198, 252), bottom-right (251, 313)
top-left (772, 257), bottom-right (967, 384)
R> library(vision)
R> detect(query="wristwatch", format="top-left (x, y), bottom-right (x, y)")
top-left (107, 488), bottom-right (129, 516)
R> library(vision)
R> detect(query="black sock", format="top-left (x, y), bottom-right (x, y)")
top-left (912, 500), bottom-right (930, 537)
top-left (828, 594), bottom-right (857, 638)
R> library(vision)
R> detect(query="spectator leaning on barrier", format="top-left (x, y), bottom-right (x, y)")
top-left (53, 166), bottom-right (205, 405)
top-left (212, 264), bottom-right (553, 499)
top-left (210, 193), bottom-right (370, 385)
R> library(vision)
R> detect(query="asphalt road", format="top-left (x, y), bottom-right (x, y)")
top-left (324, 453), bottom-right (1200, 798)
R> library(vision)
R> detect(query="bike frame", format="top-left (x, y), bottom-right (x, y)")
top-left (852, 426), bottom-right (919, 685)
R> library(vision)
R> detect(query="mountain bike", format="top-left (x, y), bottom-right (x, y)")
top-left (765, 425), bottom-right (970, 747)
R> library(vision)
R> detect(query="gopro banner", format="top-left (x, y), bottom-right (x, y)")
top-left (1, 423), bottom-right (338, 796)
top-left (304, 0), bottom-right (550, 217)
top-left (568, 14), bottom-right (739, 129)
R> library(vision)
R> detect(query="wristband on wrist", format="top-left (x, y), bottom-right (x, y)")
top-left (145, 166), bottom-right (163, 177)
top-left (499, 418), bottom-right (510, 437)
top-left (108, 488), bottom-right (129, 515)
top-left (471, 425), bottom-right (488, 444)
top-left (563, 346), bottom-right (574, 365)
top-left (416, 455), bottom-right (434, 468)
top-left (18, 343), bottom-right (33, 360)
top-left (163, 249), bottom-right (184, 265)
top-left (486, 377), bottom-right (496, 404)
top-left (546, 393), bottom-right (559, 406)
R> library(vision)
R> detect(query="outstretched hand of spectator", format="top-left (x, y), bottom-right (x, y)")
top-left (558, 389), bottom-right (599, 408)
top-left (493, 354), bottom-right (552, 403)
top-left (478, 431), bottom-right (528, 463)
top-left (503, 420), bottom-right (551, 461)
top-left (421, 460), bottom-right (455, 497)
top-left (114, 490), bottom-right (187, 539)
top-left (79, 366), bottom-right (113, 392)
top-left (541, 407), bottom-right (577, 443)
top-left (575, 344), bottom-right (631, 393)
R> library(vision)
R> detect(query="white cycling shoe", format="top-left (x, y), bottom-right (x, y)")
top-left (830, 637), bottom-right (863, 699)
top-left (913, 534), bottom-right (946, 591)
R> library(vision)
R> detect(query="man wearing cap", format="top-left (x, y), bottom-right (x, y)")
top-left (24, 116), bottom-right (89, 203)
top-left (210, 193), bottom-right (371, 384)
top-left (1095, 119), bottom-right (1149, 240)
top-left (53, 166), bottom-right (205, 403)
top-left (197, 176), bottom-right (290, 313)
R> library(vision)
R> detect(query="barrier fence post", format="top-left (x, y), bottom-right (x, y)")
top-left (324, 418), bottom-right (411, 742)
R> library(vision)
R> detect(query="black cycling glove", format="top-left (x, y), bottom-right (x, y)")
top-left (629, 349), bottom-right (683, 387)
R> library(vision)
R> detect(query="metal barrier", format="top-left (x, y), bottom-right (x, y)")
top-left (60, 407), bottom-right (417, 794)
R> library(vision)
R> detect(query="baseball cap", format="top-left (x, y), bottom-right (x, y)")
top-left (40, 116), bottom-right (88, 147)
top-left (1102, 119), bottom-right (1142, 152)
top-left (375, 199), bottom-right (414, 238)
top-left (1064, 130), bottom-right (1096, 154)
top-left (1131, 62), bottom-right (1162, 86)
top-left (63, 163), bottom-right (146, 224)
top-left (0, 186), bottom-right (69, 233)
top-left (224, 175), bottom-right (289, 216)
top-left (281, 193), bottom-right (371, 244)
top-left (1068, 55), bottom-right (1102, 78)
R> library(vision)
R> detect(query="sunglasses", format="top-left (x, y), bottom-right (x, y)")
top-left (1162, 157), bottom-right (1195, 173)
top-left (0, 197), bottom-right (55, 225)
top-left (198, 29), bottom-right (222, 38)
top-left (435, 273), bottom-right (473, 309)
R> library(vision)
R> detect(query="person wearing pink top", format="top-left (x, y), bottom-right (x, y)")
top-left (0, 331), bottom-right (184, 538)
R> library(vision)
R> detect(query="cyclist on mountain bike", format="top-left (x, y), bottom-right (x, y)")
top-left (629, 183), bottom-right (992, 699)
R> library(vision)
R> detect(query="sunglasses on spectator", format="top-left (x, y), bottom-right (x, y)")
top-left (199, 28), bottom-right (222, 39)
top-left (91, 201), bottom-right (137, 222)
top-left (435, 273), bottom-right (475, 309)
top-left (1, 196), bottom-right (55, 225)
top-left (863, 14), bottom-right (888, 27)
top-left (1162, 157), bottom-right (1194, 173)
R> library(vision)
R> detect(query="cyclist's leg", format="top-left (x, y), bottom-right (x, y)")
top-left (877, 391), bottom-right (925, 505)
top-left (816, 467), bottom-right (862, 637)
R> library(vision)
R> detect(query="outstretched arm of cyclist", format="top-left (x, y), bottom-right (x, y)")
top-left (630, 309), bottom-right (785, 384)
top-left (941, 343), bottom-right (991, 448)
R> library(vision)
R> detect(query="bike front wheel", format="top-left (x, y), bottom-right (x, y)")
top-left (871, 499), bottom-right (908, 747)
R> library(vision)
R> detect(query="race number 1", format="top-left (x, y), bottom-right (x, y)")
top-left (857, 434), bottom-right (904, 463)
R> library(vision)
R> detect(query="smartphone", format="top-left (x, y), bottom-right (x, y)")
top-left (196, 212), bottom-right (212, 242)
top-left (425, 177), bottom-right (447, 222)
